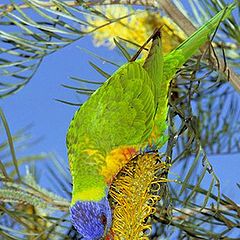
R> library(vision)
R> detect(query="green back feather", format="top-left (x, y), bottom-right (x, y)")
top-left (67, 62), bottom-right (156, 203)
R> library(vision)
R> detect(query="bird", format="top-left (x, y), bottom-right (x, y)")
top-left (66, 5), bottom-right (234, 240)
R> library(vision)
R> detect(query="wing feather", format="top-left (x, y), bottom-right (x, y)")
top-left (67, 61), bottom-right (156, 199)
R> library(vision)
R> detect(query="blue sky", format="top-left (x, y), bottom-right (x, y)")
top-left (1, 3), bottom-right (239, 205)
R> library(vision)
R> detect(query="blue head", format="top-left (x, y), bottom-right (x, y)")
top-left (70, 197), bottom-right (112, 240)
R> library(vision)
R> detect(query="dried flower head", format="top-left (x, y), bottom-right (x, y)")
top-left (83, 5), bottom-right (186, 54)
top-left (109, 153), bottom-right (169, 239)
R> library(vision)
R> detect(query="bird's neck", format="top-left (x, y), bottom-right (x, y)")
top-left (71, 182), bottom-right (107, 205)
top-left (71, 146), bottom-right (137, 206)
top-left (71, 162), bottom-right (107, 205)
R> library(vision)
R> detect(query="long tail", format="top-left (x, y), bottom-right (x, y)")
top-left (169, 4), bottom-right (235, 65)
top-left (152, 4), bottom-right (235, 148)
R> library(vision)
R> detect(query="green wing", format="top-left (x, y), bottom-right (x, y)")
top-left (67, 61), bottom-right (156, 203)
top-left (69, 61), bottom-right (155, 153)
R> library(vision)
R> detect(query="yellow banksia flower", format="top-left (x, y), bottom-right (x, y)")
top-left (83, 5), bottom-right (186, 54)
top-left (109, 153), bottom-right (168, 240)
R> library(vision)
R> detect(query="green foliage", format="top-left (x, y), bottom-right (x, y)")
top-left (0, 0), bottom-right (239, 239)
top-left (0, 107), bottom-right (70, 239)
top-left (0, 0), bottom-right (132, 98)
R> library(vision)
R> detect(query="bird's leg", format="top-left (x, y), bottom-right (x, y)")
top-left (130, 26), bottom-right (163, 62)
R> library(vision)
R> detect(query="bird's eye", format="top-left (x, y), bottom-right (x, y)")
top-left (100, 214), bottom-right (107, 226)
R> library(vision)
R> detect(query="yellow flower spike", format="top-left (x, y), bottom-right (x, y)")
top-left (109, 153), bottom-right (168, 240)
top-left (83, 5), bottom-right (186, 54)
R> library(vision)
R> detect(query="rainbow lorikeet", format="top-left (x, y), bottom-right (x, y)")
top-left (67, 5), bottom-right (234, 240)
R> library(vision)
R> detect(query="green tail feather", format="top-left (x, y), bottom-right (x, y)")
top-left (152, 4), bottom-right (235, 147)
top-left (168, 4), bottom-right (235, 66)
